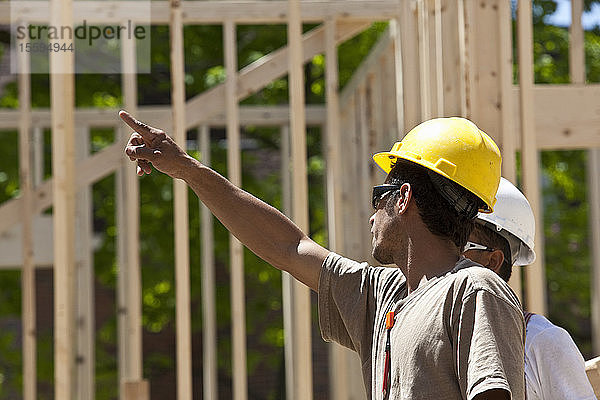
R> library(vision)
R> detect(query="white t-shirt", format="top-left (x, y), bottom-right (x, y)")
top-left (524, 313), bottom-right (596, 400)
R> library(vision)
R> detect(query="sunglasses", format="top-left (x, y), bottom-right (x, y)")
top-left (372, 184), bottom-right (402, 209)
top-left (463, 241), bottom-right (495, 253)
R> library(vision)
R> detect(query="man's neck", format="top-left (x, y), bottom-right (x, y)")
top-left (398, 235), bottom-right (460, 293)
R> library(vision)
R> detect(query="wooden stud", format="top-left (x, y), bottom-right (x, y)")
top-left (1, 0), bottom-right (403, 25)
top-left (224, 19), bottom-right (248, 400)
top-left (399, 0), bottom-right (421, 129)
top-left (517, 0), bottom-right (546, 315)
top-left (50, 0), bottom-right (76, 397)
top-left (389, 18), bottom-right (405, 137)
top-left (122, 20), bottom-right (143, 384)
top-left (433, 0), bottom-right (444, 117)
top-left (199, 125), bottom-right (218, 400)
top-left (17, 31), bottom-right (36, 400)
top-left (497, 0), bottom-right (520, 299)
top-left (287, 1), bottom-right (313, 398)
top-left (170, 1), bottom-right (193, 399)
top-left (123, 380), bottom-right (150, 400)
top-left (75, 126), bottom-right (94, 400)
top-left (417, 0), bottom-right (431, 120)
top-left (118, 22), bottom-right (143, 399)
top-left (279, 124), bottom-right (296, 400)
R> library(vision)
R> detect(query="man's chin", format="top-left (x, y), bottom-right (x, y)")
top-left (372, 248), bottom-right (393, 266)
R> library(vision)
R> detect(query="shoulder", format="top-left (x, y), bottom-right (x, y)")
top-left (526, 315), bottom-right (577, 352)
top-left (449, 260), bottom-right (522, 310)
top-left (321, 252), bottom-right (406, 291)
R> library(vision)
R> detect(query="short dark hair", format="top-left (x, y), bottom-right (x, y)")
top-left (385, 159), bottom-right (476, 249)
top-left (471, 223), bottom-right (513, 282)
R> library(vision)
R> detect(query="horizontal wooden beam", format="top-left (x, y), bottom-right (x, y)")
top-left (512, 84), bottom-right (600, 149)
top-left (0, 139), bottom-right (125, 235)
top-left (2, 0), bottom-right (399, 24)
top-left (0, 105), bottom-right (326, 130)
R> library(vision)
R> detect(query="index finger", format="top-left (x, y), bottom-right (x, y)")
top-left (119, 110), bottom-right (159, 141)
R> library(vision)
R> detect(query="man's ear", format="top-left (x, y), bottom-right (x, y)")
top-left (395, 183), bottom-right (412, 214)
top-left (488, 249), bottom-right (505, 273)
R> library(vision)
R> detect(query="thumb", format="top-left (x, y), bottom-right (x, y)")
top-left (125, 144), bottom-right (162, 161)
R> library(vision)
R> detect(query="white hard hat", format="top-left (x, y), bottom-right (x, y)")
top-left (475, 177), bottom-right (536, 266)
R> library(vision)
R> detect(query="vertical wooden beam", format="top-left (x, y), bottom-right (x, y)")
top-left (433, 0), bottom-right (444, 117)
top-left (32, 126), bottom-right (44, 187)
top-left (462, 0), bottom-right (476, 119)
top-left (357, 85), bottom-right (372, 261)
top-left (224, 19), bottom-right (248, 400)
top-left (517, 0), bottom-right (546, 315)
top-left (118, 21), bottom-right (144, 400)
top-left (122, 21), bottom-right (143, 384)
top-left (286, 1), bottom-right (313, 398)
top-left (417, 0), bottom-right (431, 120)
top-left (400, 0), bottom-right (421, 129)
top-left (324, 19), bottom-right (349, 400)
top-left (17, 32), bottom-right (36, 400)
top-left (50, 0), bottom-right (76, 397)
top-left (170, 1), bottom-right (192, 399)
top-left (199, 125), bottom-right (218, 400)
top-left (570, 0), bottom-right (585, 84)
top-left (498, 0), bottom-right (520, 300)
top-left (75, 125), bottom-right (94, 400)
top-left (456, 0), bottom-right (468, 117)
top-left (389, 18), bottom-right (405, 137)
top-left (280, 125), bottom-right (295, 400)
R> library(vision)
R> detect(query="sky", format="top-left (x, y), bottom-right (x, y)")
top-left (545, 0), bottom-right (600, 29)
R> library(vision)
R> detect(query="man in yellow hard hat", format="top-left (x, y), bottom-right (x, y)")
top-left (121, 112), bottom-right (524, 400)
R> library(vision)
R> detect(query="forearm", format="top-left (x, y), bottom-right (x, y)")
top-left (178, 155), bottom-right (328, 290)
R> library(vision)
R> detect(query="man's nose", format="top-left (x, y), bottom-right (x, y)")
top-left (369, 213), bottom-right (376, 226)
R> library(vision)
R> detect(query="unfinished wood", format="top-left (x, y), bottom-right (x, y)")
top-left (224, 19), bottom-right (248, 400)
top-left (399, 0), bottom-right (421, 129)
top-left (32, 126), bottom-right (43, 187)
top-left (497, 0), bottom-right (520, 299)
top-left (439, 0), bottom-right (464, 116)
top-left (417, 0), bottom-right (431, 120)
top-left (287, 1), bottom-right (313, 398)
top-left (75, 126), bottom-right (94, 400)
top-left (279, 125), bottom-right (296, 400)
top-left (121, 22), bottom-right (143, 384)
top-left (389, 18), bottom-right (405, 136)
top-left (17, 33), bottom-right (36, 400)
top-left (324, 19), bottom-right (352, 400)
top-left (170, 2), bottom-right (193, 399)
top-left (199, 126), bottom-right (218, 400)
top-left (462, 0), bottom-right (476, 119)
top-left (433, 0), bottom-right (444, 117)
top-left (123, 380), bottom-right (150, 400)
top-left (50, 0), bottom-right (76, 397)
top-left (570, 0), bottom-right (585, 84)
top-left (590, 150), bottom-right (600, 354)
top-left (357, 85), bottom-right (373, 261)
top-left (509, 85), bottom-right (600, 150)
top-left (2, 0), bottom-right (402, 24)
top-left (517, 0), bottom-right (546, 316)
top-left (186, 21), bottom-right (369, 130)
top-left (0, 105), bottom-right (327, 130)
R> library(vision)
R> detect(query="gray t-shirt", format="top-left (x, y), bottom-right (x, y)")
top-left (318, 252), bottom-right (525, 400)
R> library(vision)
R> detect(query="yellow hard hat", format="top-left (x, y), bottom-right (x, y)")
top-left (373, 117), bottom-right (501, 213)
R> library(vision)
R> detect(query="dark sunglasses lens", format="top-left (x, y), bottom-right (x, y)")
top-left (372, 185), bottom-right (398, 209)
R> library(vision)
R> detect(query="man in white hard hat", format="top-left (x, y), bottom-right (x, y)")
top-left (463, 177), bottom-right (596, 400)
top-left (122, 112), bottom-right (525, 399)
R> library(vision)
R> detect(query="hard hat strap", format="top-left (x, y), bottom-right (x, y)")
top-left (428, 171), bottom-right (479, 219)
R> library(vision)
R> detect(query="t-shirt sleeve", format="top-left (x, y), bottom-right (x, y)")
top-left (528, 325), bottom-right (596, 400)
top-left (318, 252), bottom-right (401, 357)
top-left (454, 289), bottom-right (525, 400)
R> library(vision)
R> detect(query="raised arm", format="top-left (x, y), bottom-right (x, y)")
top-left (120, 110), bottom-right (329, 291)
